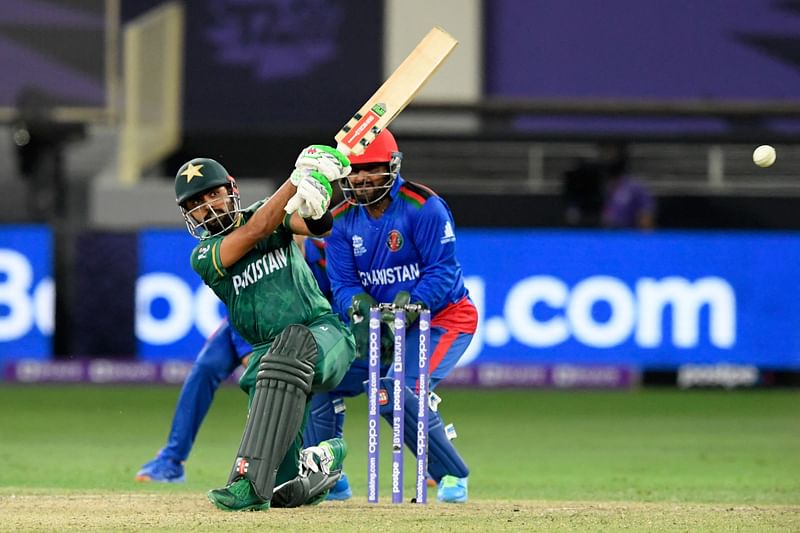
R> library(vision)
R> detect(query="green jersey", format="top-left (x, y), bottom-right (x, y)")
top-left (190, 201), bottom-right (332, 349)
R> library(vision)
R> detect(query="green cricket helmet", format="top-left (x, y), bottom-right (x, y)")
top-left (174, 157), bottom-right (242, 239)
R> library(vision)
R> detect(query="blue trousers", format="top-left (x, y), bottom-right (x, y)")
top-left (158, 319), bottom-right (250, 462)
top-left (302, 321), bottom-right (473, 481)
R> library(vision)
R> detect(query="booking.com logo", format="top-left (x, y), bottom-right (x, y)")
top-left (459, 275), bottom-right (736, 366)
top-left (0, 249), bottom-right (53, 342)
top-left (136, 273), bottom-right (226, 345)
top-left (134, 271), bottom-right (737, 359)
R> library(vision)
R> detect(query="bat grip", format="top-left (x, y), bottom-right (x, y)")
top-left (336, 143), bottom-right (351, 157)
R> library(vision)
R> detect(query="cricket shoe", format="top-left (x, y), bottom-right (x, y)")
top-left (207, 478), bottom-right (270, 512)
top-left (134, 456), bottom-right (185, 483)
top-left (326, 472), bottom-right (352, 501)
top-left (437, 475), bottom-right (468, 503)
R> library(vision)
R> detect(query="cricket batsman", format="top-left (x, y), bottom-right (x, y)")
top-left (173, 146), bottom-right (356, 511)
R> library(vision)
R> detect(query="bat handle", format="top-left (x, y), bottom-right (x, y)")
top-left (336, 143), bottom-right (351, 157)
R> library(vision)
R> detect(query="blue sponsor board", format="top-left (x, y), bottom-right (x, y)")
top-left (135, 229), bottom-right (800, 370)
top-left (0, 225), bottom-right (53, 362)
top-left (137, 229), bottom-right (226, 360)
top-left (458, 229), bottom-right (800, 369)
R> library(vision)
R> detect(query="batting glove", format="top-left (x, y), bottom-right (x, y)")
top-left (286, 169), bottom-right (333, 219)
top-left (299, 445), bottom-right (334, 476)
top-left (295, 145), bottom-right (352, 182)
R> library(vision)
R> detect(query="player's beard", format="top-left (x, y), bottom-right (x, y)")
top-left (349, 175), bottom-right (393, 206)
top-left (353, 186), bottom-right (380, 205)
top-left (198, 199), bottom-right (236, 235)
top-left (204, 210), bottom-right (236, 235)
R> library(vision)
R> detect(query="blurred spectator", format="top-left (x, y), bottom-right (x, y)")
top-left (562, 142), bottom-right (656, 230)
top-left (562, 158), bottom-right (605, 227)
top-left (598, 142), bottom-right (656, 230)
top-left (10, 87), bottom-right (85, 221)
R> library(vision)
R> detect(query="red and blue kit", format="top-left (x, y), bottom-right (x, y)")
top-left (327, 175), bottom-right (477, 385)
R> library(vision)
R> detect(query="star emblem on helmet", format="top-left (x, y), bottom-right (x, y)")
top-left (180, 163), bottom-right (204, 182)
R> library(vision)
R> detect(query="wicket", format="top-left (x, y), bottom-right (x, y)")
top-left (367, 303), bottom-right (431, 504)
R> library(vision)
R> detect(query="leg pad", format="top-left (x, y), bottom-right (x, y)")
top-left (228, 325), bottom-right (318, 501)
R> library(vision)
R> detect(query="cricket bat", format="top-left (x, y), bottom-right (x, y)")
top-left (334, 26), bottom-right (458, 156)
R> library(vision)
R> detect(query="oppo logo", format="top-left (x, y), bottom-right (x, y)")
top-left (461, 275), bottom-right (736, 365)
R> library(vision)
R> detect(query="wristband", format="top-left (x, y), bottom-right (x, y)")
top-left (303, 210), bottom-right (333, 235)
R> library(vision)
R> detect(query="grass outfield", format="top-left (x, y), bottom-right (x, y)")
top-left (0, 385), bottom-right (798, 530)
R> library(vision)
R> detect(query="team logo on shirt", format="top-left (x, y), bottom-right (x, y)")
top-left (352, 234), bottom-right (367, 257)
top-left (441, 221), bottom-right (456, 244)
top-left (386, 230), bottom-right (404, 252)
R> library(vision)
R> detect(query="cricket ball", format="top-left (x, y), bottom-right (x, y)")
top-left (753, 145), bottom-right (776, 168)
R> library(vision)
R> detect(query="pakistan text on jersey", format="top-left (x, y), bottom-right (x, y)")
top-left (232, 247), bottom-right (288, 295)
top-left (359, 263), bottom-right (420, 287)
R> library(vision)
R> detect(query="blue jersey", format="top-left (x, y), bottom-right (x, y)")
top-left (326, 175), bottom-right (469, 317)
top-left (304, 237), bottom-right (331, 301)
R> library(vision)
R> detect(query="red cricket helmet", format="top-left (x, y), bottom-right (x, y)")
top-left (341, 129), bottom-right (403, 207)
top-left (348, 129), bottom-right (401, 168)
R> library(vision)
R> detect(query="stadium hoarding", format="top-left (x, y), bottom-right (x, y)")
top-left (457, 229), bottom-right (800, 370)
top-left (0, 225), bottom-right (53, 363)
top-left (5, 226), bottom-right (800, 387)
top-left (134, 228), bottom-right (800, 371)
top-left (136, 229), bottom-right (227, 359)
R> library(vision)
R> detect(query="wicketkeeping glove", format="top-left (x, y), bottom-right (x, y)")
top-left (348, 292), bottom-right (394, 362)
top-left (295, 145), bottom-right (352, 182)
top-left (381, 291), bottom-right (423, 333)
top-left (348, 292), bottom-right (375, 359)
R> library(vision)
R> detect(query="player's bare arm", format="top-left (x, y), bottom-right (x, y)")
top-left (175, 147), bottom-right (348, 268)
top-left (217, 180), bottom-right (297, 267)
top-left (287, 210), bottom-right (333, 237)
top-left (217, 148), bottom-right (343, 265)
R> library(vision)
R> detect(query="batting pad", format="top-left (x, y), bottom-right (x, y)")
top-left (228, 325), bottom-right (318, 501)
